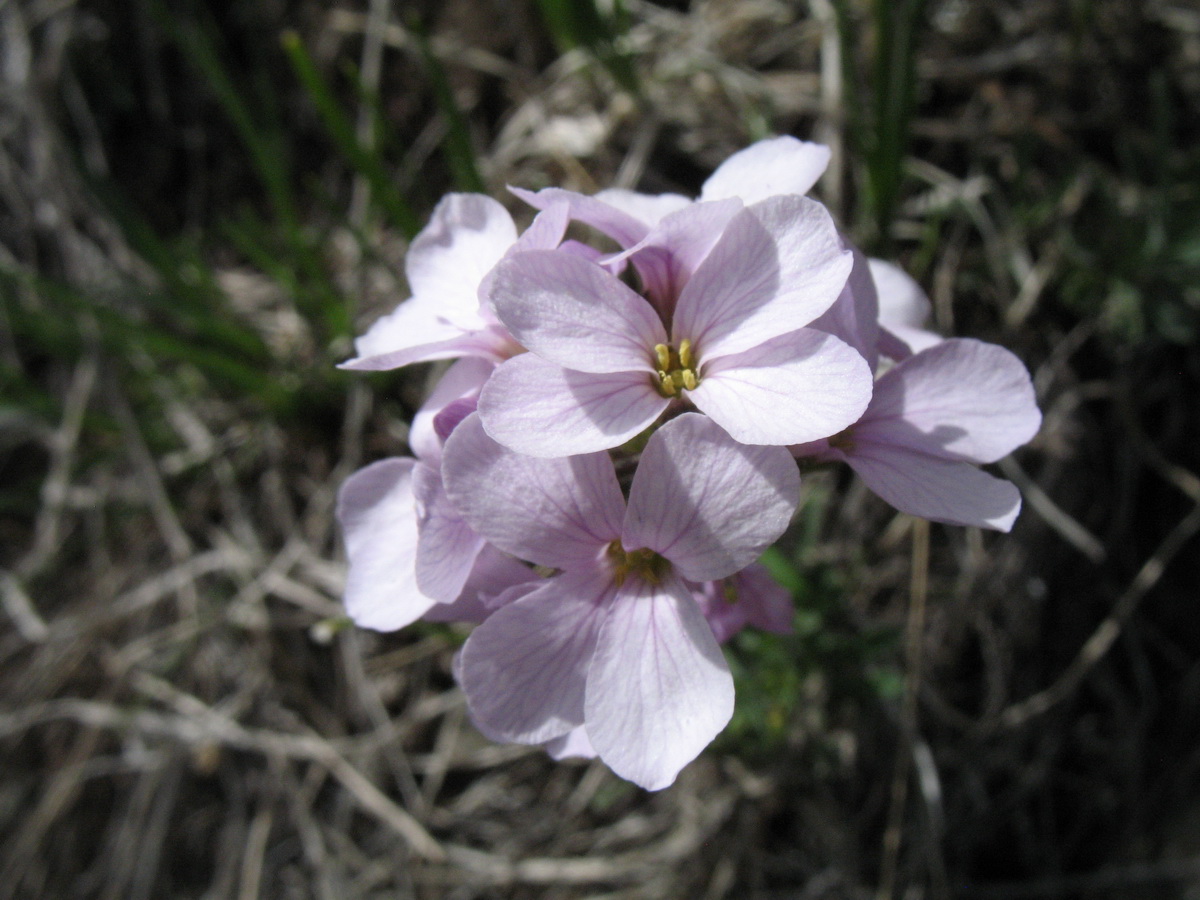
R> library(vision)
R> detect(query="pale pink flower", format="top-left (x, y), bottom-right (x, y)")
top-left (793, 338), bottom-right (1041, 530)
top-left (477, 194), bottom-right (872, 456)
top-left (341, 195), bottom-right (567, 372)
top-left (869, 258), bottom-right (942, 359)
top-left (693, 563), bottom-right (795, 645)
top-left (336, 358), bottom-right (535, 630)
top-left (441, 412), bottom-right (800, 789)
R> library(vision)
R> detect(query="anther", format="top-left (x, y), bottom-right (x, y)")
top-left (654, 343), bottom-right (671, 371)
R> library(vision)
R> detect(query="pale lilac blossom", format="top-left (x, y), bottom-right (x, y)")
top-left (792, 338), bottom-right (1041, 530)
top-left (869, 258), bottom-right (942, 359)
top-left (442, 412), bottom-right (800, 789)
top-left (336, 358), bottom-right (535, 630)
top-left (341, 195), bottom-right (567, 372)
top-left (477, 194), bottom-right (872, 456)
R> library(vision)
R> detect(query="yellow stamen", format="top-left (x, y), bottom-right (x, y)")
top-left (650, 340), bottom-right (700, 398)
top-left (654, 343), bottom-right (671, 371)
top-left (607, 541), bottom-right (668, 586)
top-left (678, 338), bottom-right (693, 369)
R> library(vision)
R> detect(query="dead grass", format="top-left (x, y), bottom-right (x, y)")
top-left (2, 0), bottom-right (1200, 897)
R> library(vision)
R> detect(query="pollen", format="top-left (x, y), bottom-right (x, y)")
top-left (652, 340), bottom-right (700, 398)
top-left (606, 541), bottom-right (669, 586)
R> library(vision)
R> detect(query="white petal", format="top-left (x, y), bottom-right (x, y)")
top-left (441, 413), bottom-right (625, 569)
top-left (477, 355), bottom-right (667, 457)
top-left (459, 570), bottom-right (614, 744)
top-left (699, 136), bottom-right (831, 204)
top-left (869, 258), bottom-right (932, 329)
top-left (593, 189), bottom-right (692, 226)
top-left (688, 329), bottom-right (873, 445)
top-left (406, 193), bottom-right (517, 325)
top-left (586, 576), bottom-right (734, 791)
top-left (412, 464), bottom-right (485, 603)
top-left (336, 458), bottom-right (435, 631)
top-left (624, 414), bottom-right (799, 582)
top-left (846, 442), bottom-right (1022, 531)
top-left (858, 338), bottom-right (1041, 464)
top-left (489, 250), bottom-right (665, 374)
top-left (673, 196), bottom-right (852, 362)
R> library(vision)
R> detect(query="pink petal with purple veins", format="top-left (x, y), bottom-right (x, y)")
top-left (879, 324), bottom-right (944, 360)
top-left (406, 194), bottom-right (517, 328)
top-left (735, 564), bottom-right (795, 634)
top-left (688, 329), bottom-right (872, 446)
top-left (673, 196), bottom-right (853, 362)
top-left (341, 322), bottom-right (515, 372)
top-left (442, 413), bottom-right (625, 568)
top-left (477, 203), bottom-right (571, 319)
top-left (844, 442), bottom-right (1022, 531)
top-left (699, 136), bottom-right (831, 205)
top-left (857, 338), bottom-right (1041, 464)
top-left (509, 185), bottom-right (649, 249)
top-left (624, 414), bottom-right (799, 582)
top-left (459, 569), bottom-right (615, 744)
top-left (343, 297), bottom-right (462, 366)
top-left (336, 458), bottom-right (435, 631)
top-left (869, 258), bottom-right (932, 330)
top-left (489, 250), bottom-right (666, 373)
top-left (543, 726), bottom-right (597, 761)
top-left (477, 354), bottom-right (667, 457)
top-left (412, 462), bottom-right (485, 603)
top-left (809, 240), bottom-right (880, 372)
top-left (594, 189), bottom-right (692, 226)
top-left (423, 545), bottom-right (538, 624)
top-left (409, 356), bottom-right (493, 463)
top-left (585, 575), bottom-right (734, 791)
top-left (605, 199), bottom-right (743, 312)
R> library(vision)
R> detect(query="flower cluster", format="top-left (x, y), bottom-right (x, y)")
top-left (337, 137), bottom-right (1042, 790)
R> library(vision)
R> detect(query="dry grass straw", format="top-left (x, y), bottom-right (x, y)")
top-left (3, 0), bottom-right (1200, 897)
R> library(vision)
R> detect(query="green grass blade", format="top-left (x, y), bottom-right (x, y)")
top-left (407, 13), bottom-right (486, 194)
top-left (281, 30), bottom-right (420, 237)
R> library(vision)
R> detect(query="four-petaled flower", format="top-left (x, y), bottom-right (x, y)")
top-left (442, 413), bottom-right (800, 789)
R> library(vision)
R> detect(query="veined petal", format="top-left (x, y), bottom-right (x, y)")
top-left (490, 250), bottom-right (666, 373)
top-left (809, 241), bottom-right (880, 372)
top-left (870, 258), bottom-right (932, 330)
top-left (422, 545), bottom-right (536, 625)
top-left (543, 726), bottom-right (597, 760)
top-left (673, 196), bottom-right (852, 361)
top-left (478, 203), bottom-right (571, 321)
top-left (477, 355), bottom-right (667, 457)
top-left (412, 462), bottom-right (485, 603)
top-left (605, 199), bottom-right (743, 309)
top-left (624, 414), bottom-right (799, 582)
top-left (345, 296), bottom-right (463, 365)
top-left (585, 575), bottom-right (734, 791)
top-left (341, 322), bottom-right (514, 372)
top-left (409, 356), bottom-right (493, 463)
top-left (688, 329), bottom-right (873, 446)
top-left (406, 193), bottom-right (517, 326)
top-left (879, 324), bottom-right (943, 361)
top-left (459, 569), bottom-right (614, 744)
top-left (857, 338), bottom-right (1041, 464)
top-left (442, 413), bottom-right (625, 568)
top-left (845, 441), bottom-right (1023, 531)
top-left (699, 136), bottom-right (831, 205)
top-left (336, 458), bottom-right (434, 631)
top-left (593, 189), bottom-right (692, 227)
top-left (509, 185), bottom-right (649, 248)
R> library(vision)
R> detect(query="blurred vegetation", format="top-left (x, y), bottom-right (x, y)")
top-left (2, 0), bottom-right (1199, 898)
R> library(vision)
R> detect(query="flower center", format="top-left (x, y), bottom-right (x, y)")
top-left (653, 339), bottom-right (699, 397)
top-left (606, 541), bottom-right (670, 586)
